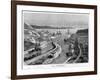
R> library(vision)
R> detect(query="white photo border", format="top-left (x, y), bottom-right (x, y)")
top-left (17, 5), bottom-right (95, 75)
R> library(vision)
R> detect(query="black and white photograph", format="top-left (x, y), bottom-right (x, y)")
top-left (23, 11), bottom-right (89, 65)
top-left (11, 1), bottom-right (97, 79)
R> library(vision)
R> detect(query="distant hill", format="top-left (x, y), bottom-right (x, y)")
top-left (31, 25), bottom-right (73, 29)
top-left (24, 23), bottom-right (33, 29)
top-left (76, 29), bottom-right (88, 34)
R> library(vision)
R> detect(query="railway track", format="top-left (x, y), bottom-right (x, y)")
top-left (43, 42), bottom-right (62, 64)
top-left (72, 44), bottom-right (82, 63)
top-left (63, 44), bottom-right (82, 63)
top-left (24, 42), bottom-right (58, 65)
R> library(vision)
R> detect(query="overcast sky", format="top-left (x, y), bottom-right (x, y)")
top-left (23, 12), bottom-right (89, 28)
